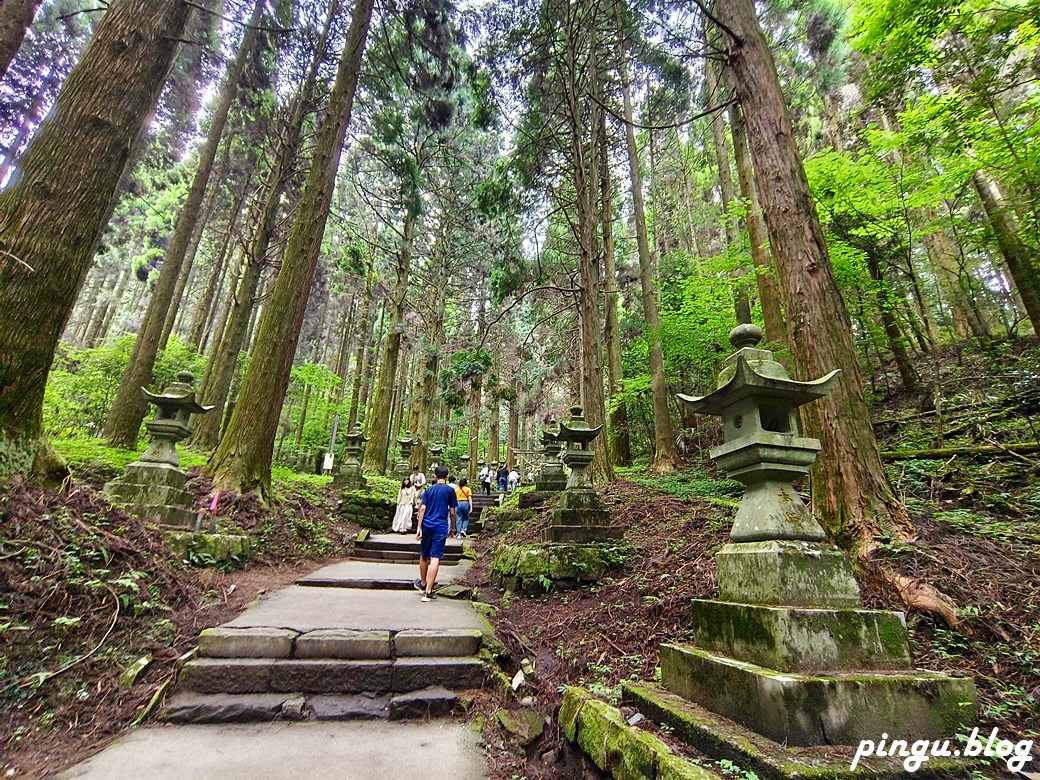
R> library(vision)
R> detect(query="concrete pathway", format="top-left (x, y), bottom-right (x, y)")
top-left (61, 553), bottom-right (491, 779)
top-left (60, 721), bottom-right (486, 780)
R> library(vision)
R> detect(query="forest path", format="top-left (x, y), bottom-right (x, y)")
top-left (60, 553), bottom-right (491, 779)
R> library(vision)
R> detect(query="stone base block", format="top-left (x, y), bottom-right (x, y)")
top-left (557, 488), bottom-right (603, 511)
top-left (715, 540), bottom-right (861, 608)
top-left (660, 644), bottom-right (976, 746)
top-left (118, 461), bottom-right (189, 488)
top-left (622, 681), bottom-right (981, 779)
top-left (688, 600), bottom-right (912, 673)
top-left (534, 478), bottom-right (566, 492)
top-left (164, 531), bottom-right (252, 566)
top-left (127, 503), bottom-right (198, 530)
top-left (542, 524), bottom-right (623, 543)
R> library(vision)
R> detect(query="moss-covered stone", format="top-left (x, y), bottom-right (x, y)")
top-left (563, 685), bottom-right (723, 780)
top-left (339, 490), bottom-right (394, 530)
top-left (660, 643), bottom-right (977, 746)
top-left (164, 530), bottom-right (252, 567)
top-left (687, 600), bottom-right (912, 673)
top-left (490, 543), bottom-right (629, 595)
top-left (559, 686), bottom-right (592, 742)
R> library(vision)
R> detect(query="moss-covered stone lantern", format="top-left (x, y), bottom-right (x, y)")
top-left (541, 405), bottom-right (621, 544)
top-left (333, 424), bottom-right (368, 491)
top-left (535, 419), bottom-right (566, 492)
top-left (660, 324), bottom-right (976, 746)
top-left (394, 431), bottom-right (414, 479)
top-left (105, 371), bottom-right (212, 530)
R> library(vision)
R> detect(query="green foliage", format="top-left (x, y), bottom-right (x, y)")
top-left (626, 469), bottom-right (743, 503)
top-left (440, 348), bottom-right (493, 410)
top-left (44, 335), bottom-right (206, 441)
top-left (51, 436), bottom-right (208, 483)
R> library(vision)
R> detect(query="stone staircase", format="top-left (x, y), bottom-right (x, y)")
top-left (164, 625), bottom-right (485, 723)
top-left (351, 533), bottom-right (464, 565)
top-left (467, 491), bottom-right (499, 534)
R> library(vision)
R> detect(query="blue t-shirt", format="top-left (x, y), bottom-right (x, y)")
top-left (421, 482), bottom-right (457, 534)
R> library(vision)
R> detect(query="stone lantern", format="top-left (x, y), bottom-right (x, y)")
top-left (541, 405), bottom-right (621, 544)
top-left (333, 424), bottom-right (368, 491)
top-left (106, 371), bottom-right (212, 530)
top-left (394, 431), bottom-right (414, 479)
top-left (535, 419), bottom-right (566, 492)
top-left (429, 443), bottom-right (445, 472)
top-left (458, 454), bottom-right (471, 480)
top-left (662, 324), bottom-right (975, 746)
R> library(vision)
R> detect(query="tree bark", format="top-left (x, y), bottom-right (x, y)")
top-left (207, 0), bottom-right (373, 499)
top-left (0, 0), bottom-right (191, 480)
top-left (363, 210), bottom-right (417, 474)
top-left (729, 101), bottom-right (788, 348)
top-left (104, 0), bottom-right (263, 448)
top-left (348, 267), bottom-right (374, 427)
top-left (600, 118), bottom-right (632, 466)
top-left (0, 0), bottom-right (42, 80)
top-left (619, 55), bottom-right (682, 473)
top-left (971, 169), bottom-right (1040, 333)
top-left (715, 0), bottom-right (913, 549)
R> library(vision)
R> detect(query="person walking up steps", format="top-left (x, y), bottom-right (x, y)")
top-left (479, 465), bottom-right (491, 495)
top-left (455, 477), bottom-right (472, 538)
top-left (414, 465), bottom-right (456, 602)
top-left (392, 477), bottom-right (416, 533)
top-left (497, 464), bottom-right (508, 494)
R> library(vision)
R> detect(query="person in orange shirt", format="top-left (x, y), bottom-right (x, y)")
top-left (454, 477), bottom-right (473, 538)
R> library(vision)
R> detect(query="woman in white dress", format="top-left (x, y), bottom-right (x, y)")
top-left (392, 478), bottom-right (416, 533)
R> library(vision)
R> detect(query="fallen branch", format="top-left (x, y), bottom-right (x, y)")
top-left (880, 442), bottom-right (1040, 461)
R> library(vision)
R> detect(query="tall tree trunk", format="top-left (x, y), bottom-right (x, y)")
top-left (0, 0), bottom-right (42, 80)
top-left (0, 0), bottom-right (192, 480)
top-left (160, 141), bottom-right (231, 349)
top-left (361, 300), bottom-right (386, 423)
top-left (863, 248), bottom-right (922, 393)
top-left (207, 0), bottom-right (373, 499)
top-left (104, 0), bottom-right (263, 448)
top-left (972, 169), bottom-right (1040, 332)
top-left (600, 119), bottom-right (632, 466)
top-left (348, 267), bottom-right (374, 427)
top-left (714, 0), bottom-right (912, 547)
top-left (920, 205), bottom-right (990, 340)
top-left (506, 397), bottom-right (519, 470)
top-left (729, 101), bottom-right (788, 348)
top-left (619, 56), bottom-right (682, 473)
top-left (488, 399), bottom-right (500, 465)
top-left (363, 210), bottom-right (417, 474)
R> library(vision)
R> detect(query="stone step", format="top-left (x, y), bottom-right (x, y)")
top-left (179, 656), bottom-right (484, 695)
top-left (162, 686), bottom-right (458, 724)
top-left (199, 627), bottom-right (483, 660)
top-left (358, 538), bottom-right (464, 554)
top-left (350, 549), bottom-right (461, 565)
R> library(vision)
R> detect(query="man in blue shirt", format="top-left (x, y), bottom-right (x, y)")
top-left (414, 465), bottom-right (457, 602)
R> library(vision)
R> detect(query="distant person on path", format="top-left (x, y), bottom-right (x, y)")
top-left (446, 473), bottom-right (460, 537)
top-left (392, 477), bottom-right (416, 533)
top-left (497, 464), bottom-right (508, 493)
top-left (508, 468), bottom-right (520, 492)
top-left (479, 465), bottom-right (492, 495)
top-left (414, 465), bottom-right (457, 602)
top-left (455, 477), bottom-right (472, 538)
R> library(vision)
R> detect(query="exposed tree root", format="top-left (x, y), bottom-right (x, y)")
top-left (869, 561), bottom-right (965, 631)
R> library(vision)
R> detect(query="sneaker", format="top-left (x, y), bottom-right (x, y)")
top-left (413, 578), bottom-right (425, 591)
top-left (421, 591), bottom-right (437, 602)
